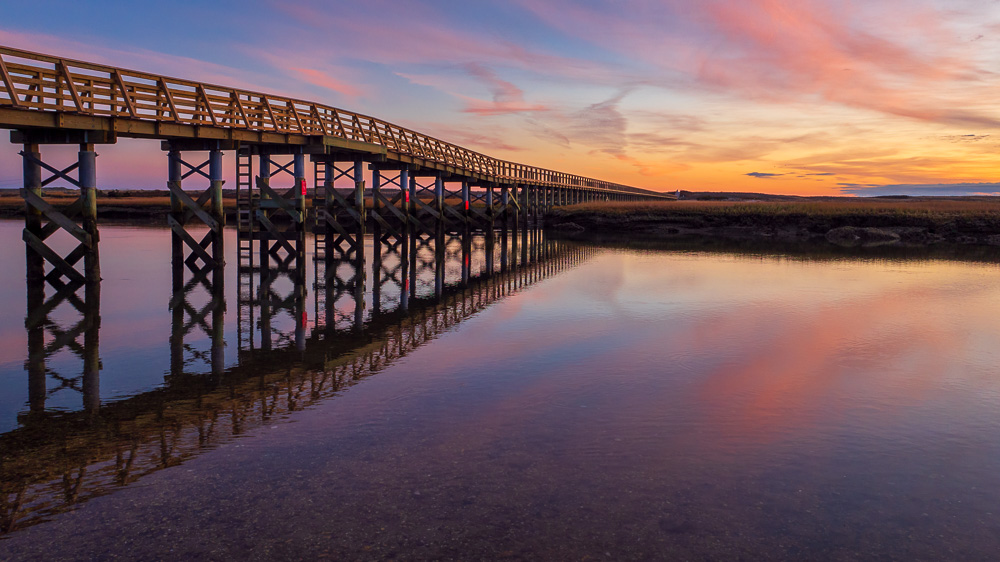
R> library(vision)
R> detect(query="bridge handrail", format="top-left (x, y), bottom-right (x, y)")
top-left (0, 45), bottom-right (667, 198)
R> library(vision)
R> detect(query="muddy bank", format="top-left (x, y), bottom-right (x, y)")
top-left (546, 201), bottom-right (1000, 248)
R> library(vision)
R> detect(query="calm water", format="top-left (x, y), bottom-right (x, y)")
top-left (2, 220), bottom-right (1000, 560)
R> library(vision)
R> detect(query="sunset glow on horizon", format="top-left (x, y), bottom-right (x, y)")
top-left (1, 0), bottom-right (999, 196)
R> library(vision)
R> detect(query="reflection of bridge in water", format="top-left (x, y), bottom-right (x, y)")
top-left (1, 224), bottom-right (594, 536)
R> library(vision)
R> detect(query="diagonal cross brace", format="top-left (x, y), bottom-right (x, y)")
top-left (23, 229), bottom-right (87, 284)
top-left (256, 213), bottom-right (299, 257)
top-left (168, 215), bottom-right (219, 268)
top-left (22, 189), bottom-right (92, 246)
top-left (178, 158), bottom-right (210, 181)
top-left (256, 176), bottom-right (303, 223)
top-left (168, 182), bottom-right (219, 231)
top-left (21, 151), bottom-right (81, 188)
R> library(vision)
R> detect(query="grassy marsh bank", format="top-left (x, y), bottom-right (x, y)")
top-left (547, 199), bottom-right (1000, 247)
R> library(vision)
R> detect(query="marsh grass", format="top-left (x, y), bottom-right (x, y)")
top-left (550, 199), bottom-right (1000, 239)
top-left (560, 199), bottom-right (1000, 219)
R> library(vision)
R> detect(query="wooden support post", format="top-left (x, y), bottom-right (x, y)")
top-left (400, 167), bottom-right (411, 225)
top-left (486, 184), bottom-right (494, 223)
top-left (353, 159), bottom-right (365, 233)
top-left (294, 151), bottom-right (306, 209)
top-left (168, 149), bottom-right (183, 289)
top-left (520, 184), bottom-right (530, 227)
top-left (258, 155), bottom-right (271, 274)
top-left (371, 167), bottom-right (381, 218)
top-left (209, 148), bottom-right (224, 268)
top-left (435, 175), bottom-right (445, 222)
top-left (461, 180), bottom-right (470, 225)
top-left (23, 143), bottom-right (43, 287)
top-left (324, 161), bottom-right (336, 260)
top-left (501, 185), bottom-right (510, 228)
top-left (408, 171), bottom-right (417, 217)
top-left (294, 151), bottom-right (306, 255)
top-left (79, 144), bottom-right (100, 285)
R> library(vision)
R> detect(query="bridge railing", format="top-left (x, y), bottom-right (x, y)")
top-left (0, 45), bottom-right (667, 198)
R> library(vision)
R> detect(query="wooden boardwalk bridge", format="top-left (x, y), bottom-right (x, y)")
top-left (0, 45), bottom-right (654, 537)
top-left (0, 46), bottom-right (669, 361)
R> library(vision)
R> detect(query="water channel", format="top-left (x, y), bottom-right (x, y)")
top-left (2, 220), bottom-right (1000, 559)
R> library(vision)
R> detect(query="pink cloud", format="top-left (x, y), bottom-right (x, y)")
top-left (513, 0), bottom-right (1000, 127)
top-left (692, 0), bottom-right (994, 125)
top-left (273, 1), bottom-right (629, 85)
top-left (290, 67), bottom-right (363, 99)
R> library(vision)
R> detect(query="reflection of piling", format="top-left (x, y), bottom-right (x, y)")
top-left (401, 225), bottom-right (411, 313)
top-left (500, 226), bottom-right (509, 274)
top-left (353, 232), bottom-right (366, 333)
top-left (485, 228), bottom-right (495, 276)
top-left (435, 225), bottom-right (445, 299)
top-left (8, 221), bottom-right (595, 537)
top-left (26, 281), bottom-right (45, 414)
top-left (82, 280), bottom-right (101, 414)
top-left (462, 226), bottom-right (471, 287)
top-left (372, 223), bottom-right (384, 316)
top-left (170, 256), bottom-right (225, 384)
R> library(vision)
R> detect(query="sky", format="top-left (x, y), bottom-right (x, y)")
top-left (1, 0), bottom-right (999, 196)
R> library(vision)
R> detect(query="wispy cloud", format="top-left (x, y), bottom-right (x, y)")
top-left (459, 63), bottom-right (548, 115)
top-left (511, 0), bottom-right (1000, 127)
top-left (747, 172), bottom-right (783, 178)
top-left (0, 29), bottom-right (275, 92)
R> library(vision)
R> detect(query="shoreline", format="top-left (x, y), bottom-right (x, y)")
top-left (5, 194), bottom-right (1000, 249)
top-left (545, 200), bottom-right (1000, 248)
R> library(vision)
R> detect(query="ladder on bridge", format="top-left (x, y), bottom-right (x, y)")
top-left (312, 161), bottom-right (330, 262)
top-left (236, 146), bottom-right (255, 269)
top-left (236, 146), bottom-right (257, 352)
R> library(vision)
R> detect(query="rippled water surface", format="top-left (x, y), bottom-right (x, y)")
top-left (2, 220), bottom-right (1000, 560)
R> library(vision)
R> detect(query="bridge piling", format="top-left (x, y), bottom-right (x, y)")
top-left (19, 133), bottom-right (105, 415)
top-left (165, 142), bottom-right (225, 295)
